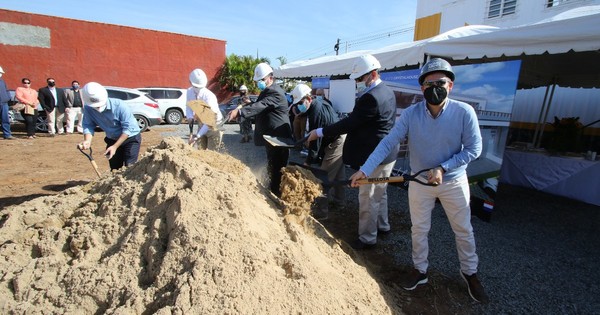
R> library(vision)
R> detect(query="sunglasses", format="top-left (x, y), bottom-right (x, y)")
top-left (423, 79), bottom-right (450, 87)
top-left (23, 82), bottom-right (31, 84)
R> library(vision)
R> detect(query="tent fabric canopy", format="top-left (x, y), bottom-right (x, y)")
top-left (274, 5), bottom-right (600, 89)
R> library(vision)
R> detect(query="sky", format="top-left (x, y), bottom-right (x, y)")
top-left (1, 0), bottom-right (417, 67)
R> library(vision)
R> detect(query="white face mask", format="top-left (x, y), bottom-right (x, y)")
top-left (193, 87), bottom-right (201, 94)
top-left (94, 104), bottom-right (107, 112)
top-left (0, 73), bottom-right (3, 78)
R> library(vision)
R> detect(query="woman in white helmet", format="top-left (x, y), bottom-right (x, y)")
top-left (78, 82), bottom-right (142, 170)
top-left (228, 62), bottom-right (292, 197)
top-left (186, 68), bottom-right (224, 150)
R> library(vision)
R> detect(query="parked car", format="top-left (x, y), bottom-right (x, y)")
top-left (136, 87), bottom-right (186, 125)
top-left (218, 95), bottom-right (258, 124)
top-left (105, 86), bottom-right (163, 132)
top-left (10, 87), bottom-right (162, 132)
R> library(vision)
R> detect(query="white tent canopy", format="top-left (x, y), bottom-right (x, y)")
top-left (274, 5), bottom-right (600, 87)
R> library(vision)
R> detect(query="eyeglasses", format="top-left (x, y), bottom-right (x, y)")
top-left (23, 82), bottom-right (31, 84)
top-left (355, 73), bottom-right (369, 82)
top-left (422, 79), bottom-right (449, 87)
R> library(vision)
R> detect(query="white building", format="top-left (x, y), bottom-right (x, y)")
top-left (414, 0), bottom-right (600, 39)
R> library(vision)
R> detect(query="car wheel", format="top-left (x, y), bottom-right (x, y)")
top-left (135, 114), bottom-right (149, 132)
top-left (36, 114), bottom-right (48, 132)
top-left (165, 109), bottom-right (183, 125)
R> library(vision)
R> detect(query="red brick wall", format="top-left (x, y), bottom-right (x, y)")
top-left (0, 9), bottom-right (226, 97)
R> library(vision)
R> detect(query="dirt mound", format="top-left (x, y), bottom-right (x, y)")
top-left (0, 137), bottom-right (399, 314)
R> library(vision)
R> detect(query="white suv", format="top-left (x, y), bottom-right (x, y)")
top-left (136, 87), bottom-right (187, 125)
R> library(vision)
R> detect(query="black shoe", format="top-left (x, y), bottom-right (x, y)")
top-left (350, 239), bottom-right (376, 250)
top-left (378, 229), bottom-right (391, 235)
top-left (461, 272), bottom-right (489, 303)
top-left (312, 209), bottom-right (328, 220)
top-left (401, 269), bottom-right (428, 290)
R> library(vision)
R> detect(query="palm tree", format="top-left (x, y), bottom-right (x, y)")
top-left (217, 54), bottom-right (269, 94)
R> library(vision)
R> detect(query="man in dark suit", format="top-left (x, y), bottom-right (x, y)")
top-left (307, 54), bottom-right (399, 250)
top-left (38, 77), bottom-right (67, 135)
top-left (228, 63), bottom-right (292, 197)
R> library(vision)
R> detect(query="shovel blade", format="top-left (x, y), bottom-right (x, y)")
top-left (263, 135), bottom-right (296, 148)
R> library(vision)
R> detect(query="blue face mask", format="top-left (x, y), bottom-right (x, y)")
top-left (257, 80), bottom-right (267, 91)
top-left (297, 103), bottom-right (308, 113)
top-left (316, 96), bottom-right (323, 102)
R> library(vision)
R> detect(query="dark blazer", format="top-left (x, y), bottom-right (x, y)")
top-left (239, 83), bottom-right (292, 146)
top-left (38, 86), bottom-right (67, 113)
top-left (322, 82), bottom-right (399, 169)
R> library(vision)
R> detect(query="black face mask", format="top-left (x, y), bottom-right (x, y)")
top-left (48, 82), bottom-right (56, 87)
top-left (423, 86), bottom-right (447, 105)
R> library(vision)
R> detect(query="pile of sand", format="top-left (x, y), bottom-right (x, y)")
top-left (0, 137), bottom-right (400, 314)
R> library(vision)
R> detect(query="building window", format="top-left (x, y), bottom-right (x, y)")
top-left (546, 0), bottom-right (572, 7)
top-left (488, 0), bottom-right (517, 18)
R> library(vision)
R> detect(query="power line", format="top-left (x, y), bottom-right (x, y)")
top-left (288, 24), bottom-right (414, 62)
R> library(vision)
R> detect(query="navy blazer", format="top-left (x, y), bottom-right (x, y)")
top-left (38, 86), bottom-right (67, 113)
top-left (322, 83), bottom-right (399, 169)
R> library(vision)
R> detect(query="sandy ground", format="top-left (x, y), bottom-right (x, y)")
top-left (2, 122), bottom-right (599, 314)
top-left (0, 125), bottom-right (400, 314)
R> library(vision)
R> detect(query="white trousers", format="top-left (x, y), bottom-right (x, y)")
top-left (65, 107), bottom-right (83, 133)
top-left (46, 109), bottom-right (57, 135)
top-left (408, 173), bottom-right (478, 275)
top-left (358, 160), bottom-right (395, 244)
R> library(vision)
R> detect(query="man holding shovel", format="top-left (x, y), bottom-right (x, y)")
top-left (186, 68), bottom-right (224, 150)
top-left (306, 54), bottom-right (399, 250)
top-left (78, 82), bottom-right (141, 171)
top-left (291, 83), bottom-right (345, 219)
top-left (349, 58), bottom-right (488, 303)
top-left (228, 63), bottom-right (292, 197)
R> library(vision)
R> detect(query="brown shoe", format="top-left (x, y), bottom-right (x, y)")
top-left (401, 268), bottom-right (428, 290)
top-left (461, 272), bottom-right (489, 303)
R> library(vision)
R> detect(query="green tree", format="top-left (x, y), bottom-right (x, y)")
top-left (217, 54), bottom-right (269, 94)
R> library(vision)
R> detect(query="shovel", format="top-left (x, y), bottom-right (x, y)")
top-left (78, 145), bottom-right (102, 178)
top-left (288, 162), bottom-right (438, 191)
top-left (263, 135), bottom-right (309, 148)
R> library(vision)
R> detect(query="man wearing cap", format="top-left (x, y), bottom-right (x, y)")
top-left (0, 66), bottom-right (14, 140)
top-left (228, 63), bottom-right (292, 197)
top-left (78, 82), bottom-right (142, 170)
top-left (237, 84), bottom-right (253, 143)
top-left (306, 54), bottom-right (399, 250)
top-left (349, 58), bottom-right (488, 303)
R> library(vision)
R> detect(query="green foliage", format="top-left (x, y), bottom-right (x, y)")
top-left (217, 54), bottom-right (269, 94)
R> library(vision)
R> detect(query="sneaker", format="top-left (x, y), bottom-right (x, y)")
top-left (401, 269), bottom-right (428, 290)
top-left (350, 239), bottom-right (376, 250)
top-left (461, 272), bottom-right (489, 303)
top-left (4, 136), bottom-right (16, 140)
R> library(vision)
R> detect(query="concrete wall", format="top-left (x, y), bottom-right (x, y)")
top-left (0, 9), bottom-right (226, 95)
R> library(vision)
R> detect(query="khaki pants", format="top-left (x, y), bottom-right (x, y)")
top-left (66, 107), bottom-right (83, 133)
top-left (197, 129), bottom-right (223, 150)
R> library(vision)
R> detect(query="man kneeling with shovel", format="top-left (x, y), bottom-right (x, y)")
top-left (77, 82), bottom-right (142, 171)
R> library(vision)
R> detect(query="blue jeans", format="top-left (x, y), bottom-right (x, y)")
top-left (104, 134), bottom-right (141, 170)
top-left (1, 102), bottom-right (12, 138)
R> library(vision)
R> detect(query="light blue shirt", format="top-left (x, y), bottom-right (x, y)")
top-left (361, 98), bottom-right (482, 181)
top-left (82, 98), bottom-right (141, 140)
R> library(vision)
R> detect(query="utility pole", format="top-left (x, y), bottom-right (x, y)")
top-left (334, 38), bottom-right (340, 55)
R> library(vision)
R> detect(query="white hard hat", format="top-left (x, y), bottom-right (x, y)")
top-left (82, 82), bottom-right (108, 108)
top-left (291, 84), bottom-right (312, 105)
top-left (239, 85), bottom-right (248, 91)
top-left (0, 66), bottom-right (4, 74)
top-left (253, 63), bottom-right (273, 81)
top-left (189, 68), bottom-right (208, 88)
top-left (349, 54), bottom-right (381, 80)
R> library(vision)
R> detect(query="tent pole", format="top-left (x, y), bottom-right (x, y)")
top-left (536, 83), bottom-right (557, 149)
top-left (532, 85), bottom-right (551, 148)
